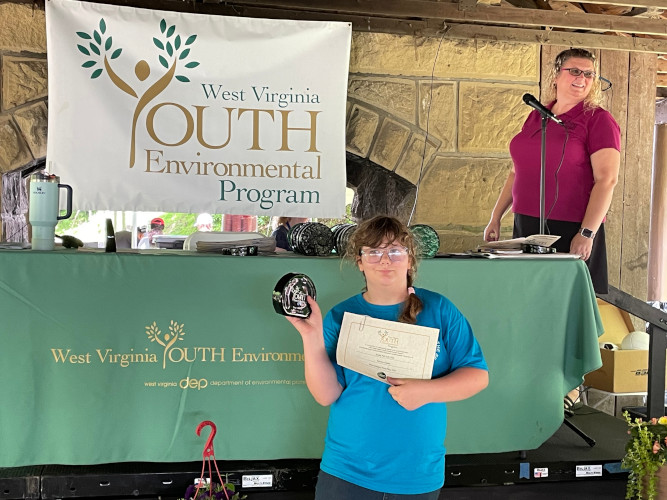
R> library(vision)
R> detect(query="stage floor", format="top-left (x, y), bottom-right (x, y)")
top-left (0, 406), bottom-right (630, 500)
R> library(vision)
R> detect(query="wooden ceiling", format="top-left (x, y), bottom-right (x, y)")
top-left (48, 0), bottom-right (667, 98)
top-left (189, 0), bottom-right (667, 99)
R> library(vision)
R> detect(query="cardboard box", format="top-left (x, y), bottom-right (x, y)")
top-left (583, 299), bottom-right (660, 393)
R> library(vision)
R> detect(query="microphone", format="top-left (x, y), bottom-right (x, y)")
top-left (522, 93), bottom-right (563, 125)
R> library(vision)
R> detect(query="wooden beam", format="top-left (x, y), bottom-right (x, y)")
top-left (58, 1), bottom-right (667, 56)
top-left (659, 58), bottom-right (667, 73)
top-left (658, 74), bottom-right (667, 87)
top-left (226, 6), bottom-right (436, 34)
top-left (441, 23), bottom-right (667, 53)
top-left (224, 1), bottom-right (667, 36)
top-left (576, 0), bottom-right (666, 8)
top-left (181, 4), bottom-right (667, 54)
top-left (76, 0), bottom-right (439, 35)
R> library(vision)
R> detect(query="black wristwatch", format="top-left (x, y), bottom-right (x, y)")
top-left (579, 227), bottom-right (595, 239)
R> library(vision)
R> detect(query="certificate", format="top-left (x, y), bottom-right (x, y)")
top-left (336, 312), bottom-right (439, 383)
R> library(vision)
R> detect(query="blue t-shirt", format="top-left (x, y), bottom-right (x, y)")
top-left (320, 288), bottom-right (488, 494)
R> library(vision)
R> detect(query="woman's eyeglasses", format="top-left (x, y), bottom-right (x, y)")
top-left (360, 246), bottom-right (409, 263)
top-left (561, 67), bottom-right (596, 79)
top-left (561, 67), bottom-right (612, 91)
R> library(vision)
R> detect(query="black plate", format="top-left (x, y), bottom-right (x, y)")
top-left (409, 224), bottom-right (440, 258)
top-left (287, 223), bottom-right (306, 250)
top-left (332, 223), bottom-right (351, 255)
top-left (301, 223), bottom-right (334, 256)
top-left (338, 224), bottom-right (356, 257)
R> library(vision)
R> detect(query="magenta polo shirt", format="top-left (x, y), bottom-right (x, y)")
top-left (510, 100), bottom-right (621, 222)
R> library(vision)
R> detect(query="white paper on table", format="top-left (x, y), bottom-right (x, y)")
top-left (336, 312), bottom-right (439, 384)
top-left (481, 234), bottom-right (561, 250)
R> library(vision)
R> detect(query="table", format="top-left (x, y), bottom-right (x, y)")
top-left (0, 250), bottom-right (603, 467)
top-left (586, 387), bottom-right (647, 417)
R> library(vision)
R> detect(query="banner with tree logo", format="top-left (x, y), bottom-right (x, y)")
top-left (46, 0), bottom-right (351, 217)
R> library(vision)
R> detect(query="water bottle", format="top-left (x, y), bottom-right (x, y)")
top-left (29, 172), bottom-right (73, 250)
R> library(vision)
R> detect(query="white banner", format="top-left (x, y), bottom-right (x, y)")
top-left (46, 0), bottom-right (351, 217)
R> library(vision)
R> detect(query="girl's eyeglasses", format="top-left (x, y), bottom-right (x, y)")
top-left (360, 246), bottom-right (409, 263)
top-left (561, 67), bottom-right (596, 79)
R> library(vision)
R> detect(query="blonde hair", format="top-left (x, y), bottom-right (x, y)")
top-left (544, 49), bottom-right (602, 109)
top-left (346, 215), bottom-right (423, 324)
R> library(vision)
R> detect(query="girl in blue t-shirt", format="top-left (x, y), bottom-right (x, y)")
top-left (286, 215), bottom-right (489, 499)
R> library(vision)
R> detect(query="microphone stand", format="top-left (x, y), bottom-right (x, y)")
top-left (535, 107), bottom-right (597, 446)
top-left (523, 92), bottom-right (561, 235)
top-left (539, 114), bottom-right (547, 235)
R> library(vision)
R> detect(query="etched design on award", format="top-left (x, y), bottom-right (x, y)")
top-left (272, 273), bottom-right (317, 318)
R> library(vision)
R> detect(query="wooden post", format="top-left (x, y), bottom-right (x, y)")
top-left (620, 52), bottom-right (655, 301)
top-left (600, 49), bottom-right (630, 290)
top-left (648, 124), bottom-right (667, 301)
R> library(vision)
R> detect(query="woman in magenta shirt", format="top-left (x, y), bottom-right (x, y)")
top-left (484, 48), bottom-right (621, 293)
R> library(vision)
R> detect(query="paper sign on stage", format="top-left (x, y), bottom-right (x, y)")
top-left (336, 312), bottom-right (439, 384)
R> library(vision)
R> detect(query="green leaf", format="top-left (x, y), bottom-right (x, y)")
top-left (153, 37), bottom-right (164, 50)
top-left (185, 34), bottom-right (197, 45)
top-left (77, 44), bottom-right (91, 56)
top-left (179, 48), bottom-right (190, 60)
top-left (160, 19), bottom-right (167, 33)
top-left (76, 31), bottom-right (92, 40)
top-left (166, 25), bottom-right (175, 38)
top-left (174, 35), bottom-right (181, 50)
top-left (184, 61), bottom-right (199, 69)
top-left (82, 60), bottom-right (97, 68)
top-left (91, 68), bottom-right (103, 79)
top-left (159, 55), bottom-right (169, 69)
top-left (175, 75), bottom-right (190, 83)
top-left (93, 30), bottom-right (102, 45)
top-left (111, 48), bottom-right (122, 60)
top-left (89, 43), bottom-right (101, 55)
top-left (99, 19), bottom-right (106, 34)
top-left (105, 36), bottom-right (112, 51)
top-left (166, 41), bottom-right (173, 57)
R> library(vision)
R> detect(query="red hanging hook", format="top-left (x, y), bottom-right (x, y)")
top-left (196, 420), bottom-right (216, 458)
top-left (193, 421), bottom-right (229, 500)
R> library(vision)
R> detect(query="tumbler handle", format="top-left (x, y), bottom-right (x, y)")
top-left (57, 183), bottom-right (73, 220)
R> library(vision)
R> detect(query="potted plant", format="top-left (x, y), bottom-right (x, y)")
top-left (623, 411), bottom-right (667, 499)
top-left (181, 479), bottom-right (247, 500)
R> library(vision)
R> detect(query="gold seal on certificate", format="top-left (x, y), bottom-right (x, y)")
top-left (336, 312), bottom-right (439, 383)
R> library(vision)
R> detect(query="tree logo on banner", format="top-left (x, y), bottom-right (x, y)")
top-left (145, 320), bottom-right (186, 369)
top-left (75, 18), bottom-right (199, 168)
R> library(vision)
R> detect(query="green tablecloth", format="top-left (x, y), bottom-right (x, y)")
top-left (0, 250), bottom-right (602, 466)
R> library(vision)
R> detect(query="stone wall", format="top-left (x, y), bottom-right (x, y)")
top-left (346, 32), bottom-right (539, 252)
top-left (0, 2), bottom-right (48, 239)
